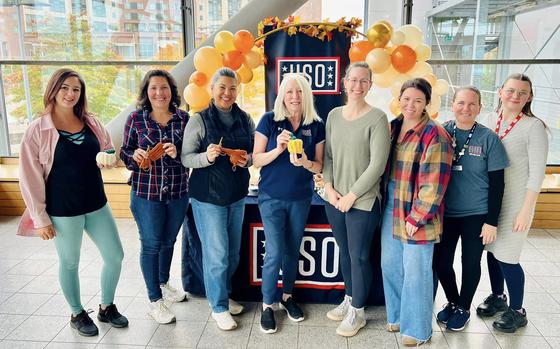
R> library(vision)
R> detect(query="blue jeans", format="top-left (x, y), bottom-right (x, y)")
top-left (258, 192), bottom-right (311, 305)
top-left (381, 181), bottom-right (434, 341)
top-left (191, 197), bottom-right (245, 313)
top-left (130, 193), bottom-right (189, 302)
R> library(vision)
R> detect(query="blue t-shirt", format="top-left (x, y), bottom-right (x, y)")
top-left (444, 120), bottom-right (509, 217)
top-left (256, 111), bottom-right (326, 201)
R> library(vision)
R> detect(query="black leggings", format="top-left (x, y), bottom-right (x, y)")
top-left (487, 252), bottom-right (525, 310)
top-left (325, 200), bottom-right (381, 308)
top-left (433, 215), bottom-right (486, 309)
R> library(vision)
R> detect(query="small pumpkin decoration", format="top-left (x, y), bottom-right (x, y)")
top-left (96, 149), bottom-right (117, 167)
top-left (287, 136), bottom-right (303, 154)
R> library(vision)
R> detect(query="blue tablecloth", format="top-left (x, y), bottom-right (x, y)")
top-left (181, 193), bottom-right (384, 305)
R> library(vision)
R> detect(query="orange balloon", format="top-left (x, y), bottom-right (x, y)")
top-left (223, 50), bottom-right (244, 70)
top-left (349, 41), bottom-right (374, 62)
top-left (189, 71), bottom-right (208, 87)
top-left (391, 45), bottom-right (417, 73)
top-left (233, 30), bottom-right (255, 53)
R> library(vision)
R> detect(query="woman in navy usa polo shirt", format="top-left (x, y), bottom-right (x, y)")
top-left (253, 73), bottom-right (325, 334)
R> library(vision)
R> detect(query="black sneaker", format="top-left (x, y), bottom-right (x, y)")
top-left (97, 304), bottom-right (129, 328)
top-left (436, 302), bottom-right (456, 324)
top-left (493, 308), bottom-right (528, 333)
top-left (446, 306), bottom-right (470, 331)
top-left (260, 307), bottom-right (277, 334)
top-left (70, 310), bottom-right (99, 337)
top-left (476, 294), bottom-right (508, 317)
top-left (280, 297), bottom-right (304, 322)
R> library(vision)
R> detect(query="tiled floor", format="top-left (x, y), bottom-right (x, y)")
top-left (1, 215), bottom-right (560, 348)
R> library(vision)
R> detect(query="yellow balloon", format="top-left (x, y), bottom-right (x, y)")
top-left (421, 73), bottom-right (437, 87)
top-left (415, 44), bottom-right (431, 62)
top-left (214, 31), bottom-right (235, 54)
top-left (372, 66), bottom-right (399, 88)
top-left (434, 79), bottom-right (450, 95)
top-left (378, 20), bottom-right (393, 33)
top-left (390, 74), bottom-right (411, 97)
top-left (243, 50), bottom-right (262, 69)
top-left (427, 94), bottom-right (441, 115)
top-left (237, 64), bottom-right (253, 84)
top-left (193, 46), bottom-right (222, 77)
top-left (391, 30), bottom-right (405, 45)
top-left (399, 24), bottom-right (424, 49)
top-left (409, 61), bottom-right (433, 77)
top-left (389, 98), bottom-right (401, 116)
top-left (367, 22), bottom-right (392, 48)
top-left (184, 83), bottom-right (211, 110)
top-left (365, 48), bottom-right (391, 74)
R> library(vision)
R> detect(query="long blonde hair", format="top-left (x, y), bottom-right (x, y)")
top-left (273, 73), bottom-right (321, 125)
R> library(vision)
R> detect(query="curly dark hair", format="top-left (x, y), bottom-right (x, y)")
top-left (137, 69), bottom-right (181, 112)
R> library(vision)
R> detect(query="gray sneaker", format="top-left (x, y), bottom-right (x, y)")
top-left (327, 295), bottom-right (351, 321)
top-left (336, 306), bottom-right (365, 337)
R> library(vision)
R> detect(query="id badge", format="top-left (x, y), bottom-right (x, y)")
top-left (452, 165), bottom-right (463, 171)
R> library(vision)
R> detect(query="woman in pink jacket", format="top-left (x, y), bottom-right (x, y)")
top-left (18, 68), bottom-right (128, 337)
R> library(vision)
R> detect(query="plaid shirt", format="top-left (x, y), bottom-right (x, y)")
top-left (120, 108), bottom-right (189, 201)
top-left (386, 117), bottom-right (453, 244)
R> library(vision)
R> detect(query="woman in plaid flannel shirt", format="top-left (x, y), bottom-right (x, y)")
top-left (380, 78), bottom-right (453, 346)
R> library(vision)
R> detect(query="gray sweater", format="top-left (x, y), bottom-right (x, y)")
top-left (323, 106), bottom-right (391, 211)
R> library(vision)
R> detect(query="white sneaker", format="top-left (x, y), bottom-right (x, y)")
top-left (148, 299), bottom-right (176, 324)
top-left (336, 306), bottom-right (366, 337)
top-left (212, 311), bottom-right (238, 330)
top-left (327, 295), bottom-right (351, 321)
top-left (160, 282), bottom-right (187, 303)
top-left (229, 298), bottom-right (244, 315)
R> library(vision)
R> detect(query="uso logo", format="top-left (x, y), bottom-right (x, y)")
top-left (276, 57), bottom-right (340, 95)
top-left (249, 223), bottom-right (344, 289)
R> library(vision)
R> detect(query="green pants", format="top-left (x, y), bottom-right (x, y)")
top-left (51, 203), bottom-right (124, 315)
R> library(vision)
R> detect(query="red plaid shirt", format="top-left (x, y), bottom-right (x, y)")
top-left (386, 116), bottom-right (453, 244)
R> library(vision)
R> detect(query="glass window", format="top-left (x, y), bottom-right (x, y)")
top-left (0, 0), bottom-right (184, 156)
top-left (420, 0), bottom-right (560, 164)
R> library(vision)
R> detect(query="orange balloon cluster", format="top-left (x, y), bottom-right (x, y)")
top-left (184, 29), bottom-right (263, 112)
top-left (349, 21), bottom-right (450, 118)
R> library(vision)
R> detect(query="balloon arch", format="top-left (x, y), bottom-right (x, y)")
top-left (183, 17), bottom-right (449, 117)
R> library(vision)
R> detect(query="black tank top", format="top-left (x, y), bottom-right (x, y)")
top-left (46, 125), bottom-right (107, 216)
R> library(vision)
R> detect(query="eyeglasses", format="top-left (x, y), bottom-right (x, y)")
top-left (345, 78), bottom-right (371, 85)
top-left (503, 88), bottom-right (529, 98)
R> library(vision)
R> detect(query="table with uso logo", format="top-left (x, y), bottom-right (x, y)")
top-left (181, 193), bottom-right (384, 305)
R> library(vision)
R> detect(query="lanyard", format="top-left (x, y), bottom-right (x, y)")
top-left (495, 112), bottom-right (522, 140)
top-left (452, 122), bottom-right (477, 164)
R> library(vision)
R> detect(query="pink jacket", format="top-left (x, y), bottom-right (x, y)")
top-left (17, 113), bottom-right (113, 236)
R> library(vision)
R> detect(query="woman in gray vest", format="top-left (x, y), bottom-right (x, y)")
top-left (181, 67), bottom-right (255, 331)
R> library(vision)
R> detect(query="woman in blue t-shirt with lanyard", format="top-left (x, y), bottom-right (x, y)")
top-left (252, 73), bottom-right (325, 334)
top-left (433, 86), bottom-right (509, 331)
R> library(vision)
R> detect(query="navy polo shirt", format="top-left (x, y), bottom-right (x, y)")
top-left (256, 111), bottom-right (325, 201)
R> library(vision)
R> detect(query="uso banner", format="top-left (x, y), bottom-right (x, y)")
top-left (264, 27), bottom-right (351, 120)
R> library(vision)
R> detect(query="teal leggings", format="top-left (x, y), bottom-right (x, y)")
top-left (50, 203), bottom-right (124, 315)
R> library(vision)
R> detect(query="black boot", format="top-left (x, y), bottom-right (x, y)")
top-left (97, 304), bottom-right (129, 328)
top-left (71, 310), bottom-right (99, 337)
top-left (493, 308), bottom-right (528, 333)
top-left (476, 294), bottom-right (508, 317)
